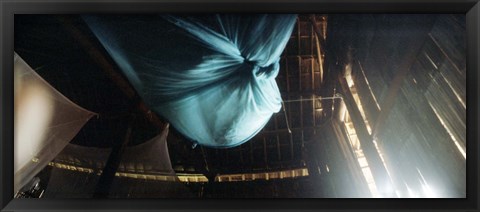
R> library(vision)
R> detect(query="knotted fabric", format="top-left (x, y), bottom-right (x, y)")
top-left (84, 14), bottom-right (297, 147)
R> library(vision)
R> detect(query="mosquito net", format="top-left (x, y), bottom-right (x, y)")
top-left (83, 14), bottom-right (297, 148)
top-left (14, 52), bottom-right (96, 192)
top-left (51, 124), bottom-right (175, 176)
top-left (44, 124), bottom-right (193, 198)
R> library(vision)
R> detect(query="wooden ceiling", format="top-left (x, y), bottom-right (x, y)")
top-left (14, 14), bottom-right (466, 198)
top-left (165, 14), bottom-right (329, 177)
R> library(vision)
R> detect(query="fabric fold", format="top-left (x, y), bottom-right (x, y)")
top-left (83, 14), bottom-right (297, 147)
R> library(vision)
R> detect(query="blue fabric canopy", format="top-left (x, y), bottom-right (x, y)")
top-left (83, 14), bottom-right (297, 148)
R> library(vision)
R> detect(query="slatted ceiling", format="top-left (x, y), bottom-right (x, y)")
top-left (430, 16), bottom-right (466, 72)
top-left (423, 39), bottom-right (445, 69)
top-left (257, 13), bottom-right (326, 173)
top-left (164, 13), bottom-right (327, 177)
top-left (285, 38), bottom-right (299, 56)
top-left (357, 23), bottom-right (391, 103)
top-left (266, 144), bottom-right (276, 167)
top-left (439, 63), bottom-right (466, 107)
top-left (426, 76), bottom-right (466, 149)
top-left (308, 14), bottom-right (467, 197)
top-left (411, 61), bottom-right (435, 93)
top-left (356, 15), bottom-right (466, 197)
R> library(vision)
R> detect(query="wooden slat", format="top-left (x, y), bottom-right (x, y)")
top-left (338, 76), bottom-right (395, 197)
top-left (351, 60), bottom-right (380, 124)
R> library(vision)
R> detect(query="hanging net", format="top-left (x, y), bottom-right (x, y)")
top-left (44, 124), bottom-right (194, 198)
top-left (83, 14), bottom-right (297, 148)
top-left (14, 52), bottom-right (96, 192)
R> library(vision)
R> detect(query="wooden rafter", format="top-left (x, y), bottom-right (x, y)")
top-left (338, 76), bottom-right (396, 197)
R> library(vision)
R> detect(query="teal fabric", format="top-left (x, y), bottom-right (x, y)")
top-left (83, 14), bottom-right (297, 148)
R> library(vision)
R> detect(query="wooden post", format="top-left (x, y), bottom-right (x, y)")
top-left (93, 118), bottom-right (133, 198)
top-left (310, 15), bottom-right (326, 86)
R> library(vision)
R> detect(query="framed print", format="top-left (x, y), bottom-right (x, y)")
top-left (1, 0), bottom-right (479, 211)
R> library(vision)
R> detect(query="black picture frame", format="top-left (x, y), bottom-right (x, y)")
top-left (1, 0), bottom-right (478, 211)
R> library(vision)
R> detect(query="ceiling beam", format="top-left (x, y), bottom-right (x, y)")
top-left (93, 118), bottom-right (133, 198)
top-left (57, 16), bottom-right (167, 131)
top-left (338, 76), bottom-right (396, 197)
top-left (370, 36), bottom-right (430, 140)
top-left (351, 60), bottom-right (381, 125)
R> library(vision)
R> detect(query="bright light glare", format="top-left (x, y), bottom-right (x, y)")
top-left (406, 185), bottom-right (418, 198)
top-left (14, 84), bottom-right (54, 173)
top-left (421, 183), bottom-right (435, 198)
top-left (417, 168), bottom-right (439, 198)
top-left (379, 183), bottom-right (394, 197)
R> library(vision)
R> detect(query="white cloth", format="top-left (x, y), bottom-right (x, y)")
top-left (14, 52), bottom-right (96, 192)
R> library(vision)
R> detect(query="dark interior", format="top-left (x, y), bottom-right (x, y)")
top-left (14, 14), bottom-right (466, 198)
